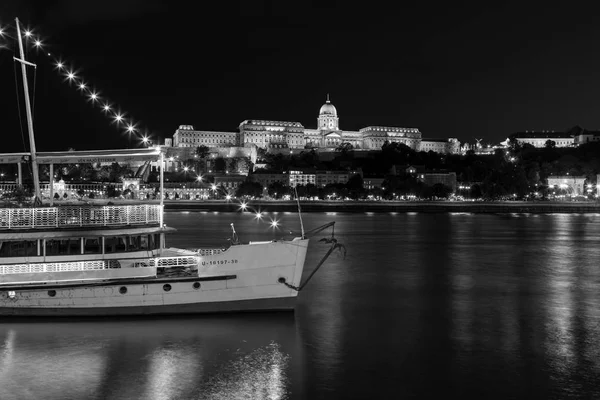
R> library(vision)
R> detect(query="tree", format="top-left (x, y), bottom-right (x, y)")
top-left (267, 181), bottom-right (289, 199)
top-left (470, 184), bottom-right (482, 199)
top-left (105, 186), bottom-right (121, 198)
top-left (2, 186), bottom-right (33, 204)
top-left (195, 145), bottom-right (210, 172)
top-left (256, 147), bottom-right (267, 161)
top-left (195, 145), bottom-right (210, 158)
top-left (431, 183), bottom-right (452, 199)
top-left (235, 181), bottom-right (263, 198)
top-left (545, 140), bottom-right (556, 149)
top-left (226, 158), bottom-right (237, 174)
top-left (335, 142), bottom-right (354, 153)
top-left (108, 163), bottom-right (132, 182)
top-left (346, 174), bottom-right (365, 199)
top-left (214, 157), bottom-right (226, 173)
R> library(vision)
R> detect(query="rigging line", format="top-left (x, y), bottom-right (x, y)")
top-left (32, 60), bottom-right (37, 118)
top-left (13, 43), bottom-right (27, 153)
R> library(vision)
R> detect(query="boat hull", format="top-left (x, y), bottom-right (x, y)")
top-left (0, 238), bottom-right (309, 317)
top-left (0, 295), bottom-right (297, 317)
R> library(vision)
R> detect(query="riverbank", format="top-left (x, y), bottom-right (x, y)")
top-left (13, 199), bottom-right (600, 213)
top-left (161, 200), bottom-right (600, 213)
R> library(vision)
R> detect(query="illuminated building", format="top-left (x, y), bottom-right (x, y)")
top-left (171, 97), bottom-right (460, 154)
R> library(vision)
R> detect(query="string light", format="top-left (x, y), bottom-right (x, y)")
top-left (5, 22), bottom-right (152, 147)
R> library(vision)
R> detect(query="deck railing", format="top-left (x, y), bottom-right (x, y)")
top-left (0, 260), bottom-right (109, 275)
top-left (149, 256), bottom-right (198, 268)
top-left (0, 256), bottom-right (200, 276)
top-left (0, 204), bottom-right (162, 230)
top-left (197, 248), bottom-right (224, 256)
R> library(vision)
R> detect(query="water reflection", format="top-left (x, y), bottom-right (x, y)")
top-left (2, 213), bottom-right (600, 398)
top-left (201, 341), bottom-right (289, 399)
top-left (144, 345), bottom-right (202, 400)
top-left (0, 314), bottom-right (301, 400)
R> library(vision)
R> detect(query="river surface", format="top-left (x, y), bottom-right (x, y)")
top-left (2, 211), bottom-right (600, 399)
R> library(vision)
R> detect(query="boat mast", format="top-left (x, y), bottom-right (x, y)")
top-left (294, 186), bottom-right (305, 238)
top-left (14, 18), bottom-right (41, 203)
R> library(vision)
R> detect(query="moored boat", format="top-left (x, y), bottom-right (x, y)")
top-left (0, 18), bottom-right (340, 317)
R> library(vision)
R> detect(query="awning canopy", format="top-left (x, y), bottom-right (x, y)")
top-left (0, 148), bottom-right (163, 164)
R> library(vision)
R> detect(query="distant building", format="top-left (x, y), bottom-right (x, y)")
top-left (173, 125), bottom-right (238, 148)
top-left (172, 97), bottom-right (459, 153)
top-left (570, 125), bottom-right (600, 146)
top-left (547, 175), bottom-right (586, 196)
top-left (357, 126), bottom-right (421, 151)
top-left (315, 170), bottom-right (359, 187)
top-left (363, 177), bottom-right (385, 190)
top-left (213, 175), bottom-right (246, 192)
top-left (509, 130), bottom-right (574, 148)
top-left (390, 164), bottom-right (425, 176)
top-left (289, 170), bottom-right (316, 187)
top-left (420, 138), bottom-right (460, 154)
top-left (251, 172), bottom-right (288, 188)
top-left (239, 120), bottom-right (305, 150)
top-left (416, 171), bottom-right (457, 192)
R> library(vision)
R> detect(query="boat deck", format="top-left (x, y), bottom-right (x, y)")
top-left (0, 204), bottom-right (162, 231)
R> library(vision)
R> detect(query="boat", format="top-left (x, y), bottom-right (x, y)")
top-left (0, 18), bottom-right (340, 317)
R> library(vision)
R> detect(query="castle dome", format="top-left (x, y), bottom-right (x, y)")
top-left (319, 96), bottom-right (337, 116)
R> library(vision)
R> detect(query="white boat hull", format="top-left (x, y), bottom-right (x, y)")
top-left (0, 238), bottom-right (309, 317)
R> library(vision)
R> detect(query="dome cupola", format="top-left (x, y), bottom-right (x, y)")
top-left (319, 94), bottom-right (337, 116)
top-left (317, 94), bottom-right (339, 131)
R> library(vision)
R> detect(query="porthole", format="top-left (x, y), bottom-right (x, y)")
top-left (48, 290), bottom-right (56, 297)
top-left (119, 286), bottom-right (127, 294)
top-left (193, 282), bottom-right (201, 290)
top-left (163, 284), bottom-right (172, 292)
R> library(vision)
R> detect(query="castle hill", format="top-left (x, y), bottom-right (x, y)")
top-left (2, 99), bottom-right (600, 214)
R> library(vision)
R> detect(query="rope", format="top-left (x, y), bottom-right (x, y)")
top-left (281, 240), bottom-right (345, 292)
top-left (13, 44), bottom-right (27, 153)
top-left (31, 62), bottom-right (37, 118)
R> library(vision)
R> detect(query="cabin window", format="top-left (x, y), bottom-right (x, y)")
top-left (104, 235), bottom-right (158, 253)
top-left (84, 237), bottom-right (101, 254)
top-left (140, 235), bottom-right (149, 250)
top-left (45, 239), bottom-right (81, 256)
top-left (127, 236), bottom-right (140, 252)
top-left (0, 240), bottom-right (38, 257)
top-left (104, 237), bottom-right (117, 253)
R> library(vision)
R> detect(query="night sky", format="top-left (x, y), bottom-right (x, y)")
top-left (1, 1), bottom-right (600, 153)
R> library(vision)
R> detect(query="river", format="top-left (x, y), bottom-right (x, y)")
top-left (1, 211), bottom-right (600, 399)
